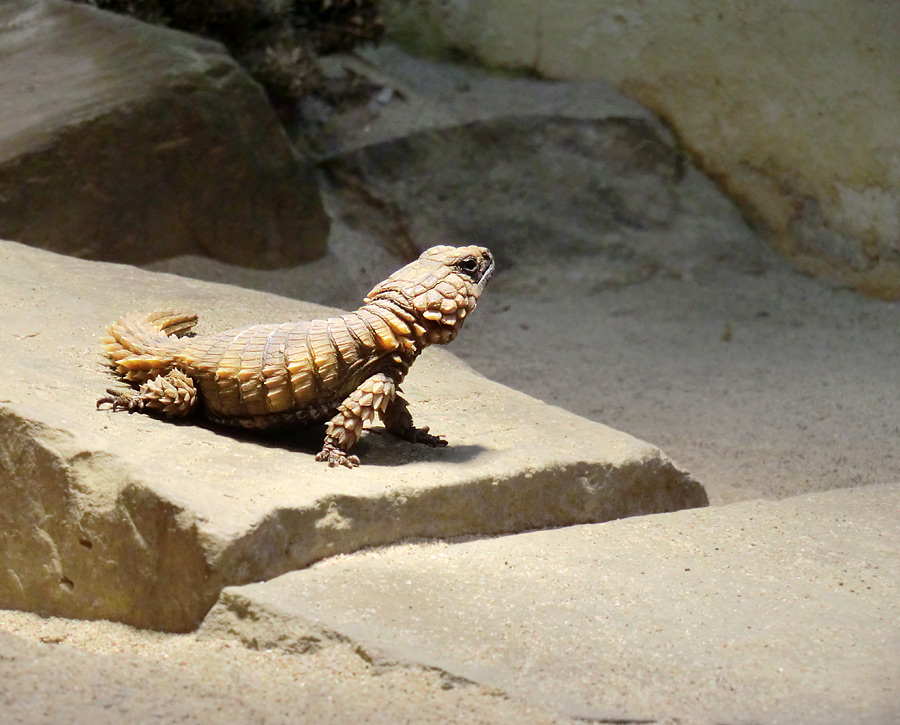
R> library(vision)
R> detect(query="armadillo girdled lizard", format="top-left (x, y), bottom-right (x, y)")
top-left (97, 245), bottom-right (494, 468)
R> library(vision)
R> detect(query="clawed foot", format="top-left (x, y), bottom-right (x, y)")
top-left (315, 443), bottom-right (360, 469)
top-left (404, 425), bottom-right (448, 448)
top-left (96, 388), bottom-right (145, 413)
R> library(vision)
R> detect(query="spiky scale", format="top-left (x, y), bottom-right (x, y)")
top-left (356, 309), bottom-right (398, 350)
top-left (344, 313), bottom-right (377, 349)
top-left (369, 304), bottom-right (412, 336)
top-left (308, 320), bottom-right (340, 389)
top-left (327, 318), bottom-right (357, 366)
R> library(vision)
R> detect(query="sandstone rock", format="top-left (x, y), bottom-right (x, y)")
top-left (381, 1), bottom-right (900, 298)
top-left (303, 49), bottom-right (695, 279)
top-left (0, 239), bottom-right (705, 631)
top-left (296, 47), bottom-right (764, 292)
top-left (323, 115), bottom-right (684, 276)
top-left (202, 483), bottom-right (900, 724)
top-left (0, 0), bottom-right (328, 267)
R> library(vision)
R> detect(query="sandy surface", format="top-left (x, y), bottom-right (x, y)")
top-left (0, 610), bottom-right (568, 724)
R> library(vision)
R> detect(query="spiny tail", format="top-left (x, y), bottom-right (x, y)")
top-left (101, 310), bottom-right (198, 383)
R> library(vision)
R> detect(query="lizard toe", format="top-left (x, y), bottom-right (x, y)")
top-left (98, 389), bottom-right (144, 413)
top-left (316, 445), bottom-right (360, 469)
top-left (413, 426), bottom-right (448, 447)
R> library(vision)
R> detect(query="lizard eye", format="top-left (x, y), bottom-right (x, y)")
top-left (455, 257), bottom-right (479, 277)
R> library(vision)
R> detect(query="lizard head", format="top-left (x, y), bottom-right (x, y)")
top-left (364, 245), bottom-right (494, 345)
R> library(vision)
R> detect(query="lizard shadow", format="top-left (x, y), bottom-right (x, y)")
top-left (190, 418), bottom-right (325, 457)
top-left (355, 431), bottom-right (489, 467)
top-left (191, 418), bottom-right (489, 467)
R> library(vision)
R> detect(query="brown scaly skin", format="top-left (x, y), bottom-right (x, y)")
top-left (97, 245), bottom-right (494, 468)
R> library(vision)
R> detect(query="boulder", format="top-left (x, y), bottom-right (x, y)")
top-left (0, 239), bottom-right (705, 631)
top-left (303, 48), bottom-right (702, 283)
top-left (0, 0), bottom-right (328, 267)
top-left (202, 483), bottom-right (900, 723)
top-left (380, 1), bottom-right (900, 298)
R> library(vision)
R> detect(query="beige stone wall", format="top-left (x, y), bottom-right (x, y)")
top-left (384, 0), bottom-right (900, 298)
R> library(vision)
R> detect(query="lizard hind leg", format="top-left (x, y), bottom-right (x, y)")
top-left (317, 373), bottom-right (397, 468)
top-left (380, 393), bottom-right (447, 448)
top-left (97, 368), bottom-right (198, 418)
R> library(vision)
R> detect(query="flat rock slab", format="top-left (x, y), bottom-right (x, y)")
top-left (0, 240), bottom-right (705, 631)
top-left (202, 483), bottom-right (900, 724)
top-left (0, 0), bottom-right (327, 266)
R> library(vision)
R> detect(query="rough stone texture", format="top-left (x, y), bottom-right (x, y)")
top-left (0, 631), bottom-right (272, 724)
top-left (324, 116), bottom-right (684, 275)
top-left (303, 48), bottom-right (694, 278)
top-left (0, 0), bottom-right (328, 266)
top-left (381, 1), bottom-right (900, 299)
top-left (0, 239), bottom-right (704, 631)
top-left (202, 484), bottom-right (900, 724)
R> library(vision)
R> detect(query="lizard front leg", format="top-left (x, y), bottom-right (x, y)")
top-left (380, 392), bottom-right (447, 448)
top-left (97, 368), bottom-right (198, 417)
top-left (316, 373), bottom-right (397, 468)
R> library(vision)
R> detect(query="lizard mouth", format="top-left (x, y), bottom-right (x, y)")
top-left (478, 254), bottom-right (495, 289)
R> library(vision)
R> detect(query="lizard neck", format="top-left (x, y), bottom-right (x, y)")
top-left (352, 299), bottom-right (426, 384)
top-left (364, 291), bottom-right (462, 350)
top-left (362, 298), bottom-right (426, 356)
